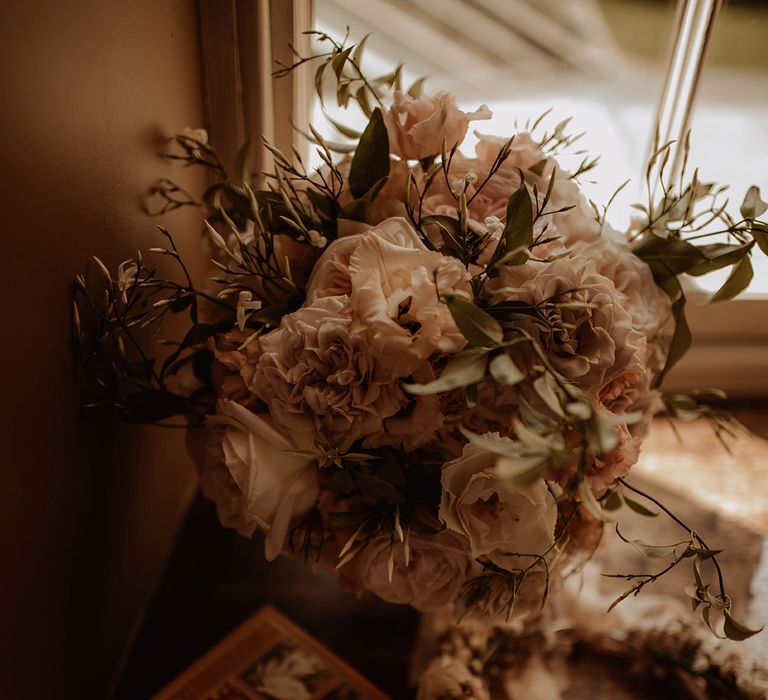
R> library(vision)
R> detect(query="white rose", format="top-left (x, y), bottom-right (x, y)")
top-left (418, 657), bottom-right (490, 700)
top-left (357, 531), bottom-right (473, 611)
top-left (439, 437), bottom-right (557, 569)
top-left (210, 399), bottom-right (319, 561)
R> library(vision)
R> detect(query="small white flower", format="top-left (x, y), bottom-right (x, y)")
top-left (307, 229), bottom-right (327, 248)
top-left (181, 127), bottom-right (208, 145)
top-left (483, 216), bottom-right (503, 235)
top-left (236, 290), bottom-right (262, 331)
top-left (464, 171), bottom-right (478, 185)
top-left (116, 260), bottom-right (138, 304)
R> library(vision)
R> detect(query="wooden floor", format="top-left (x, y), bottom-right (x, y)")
top-left (116, 402), bottom-right (768, 699)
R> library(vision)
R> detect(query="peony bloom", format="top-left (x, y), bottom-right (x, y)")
top-left (252, 295), bottom-right (406, 448)
top-left (418, 657), bottom-right (490, 700)
top-left (357, 531), bottom-right (474, 611)
top-left (439, 437), bottom-right (557, 569)
top-left (572, 232), bottom-right (673, 344)
top-left (384, 90), bottom-right (491, 160)
top-left (515, 254), bottom-right (646, 396)
top-left (210, 399), bottom-right (319, 561)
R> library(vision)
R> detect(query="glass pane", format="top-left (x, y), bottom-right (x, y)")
top-left (684, 0), bottom-right (768, 296)
top-left (312, 0), bottom-right (678, 228)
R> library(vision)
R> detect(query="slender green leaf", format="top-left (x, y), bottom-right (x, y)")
top-left (404, 348), bottom-right (489, 395)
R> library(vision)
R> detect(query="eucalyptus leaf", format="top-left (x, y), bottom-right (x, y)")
top-left (656, 293), bottom-right (691, 387)
top-left (623, 496), bottom-right (658, 518)
top-left (407, 76), bottom-right (427, 98)
top-left (723, 609), bottom-right (764, 641)
top-left (710, 256), bottom-right (753, 303)
top-left (489, 353), bottom-right (524, 386)
top-left (687, 241), bottom-right (754, 277)
top-left (404, 348), bottom-right (489, 395)
top-left (740, 185), bottom-right (768, 219)
top-left (752, 222), bottom-right (768, 256)
top-left (579, 480), bottom-right (612, 522)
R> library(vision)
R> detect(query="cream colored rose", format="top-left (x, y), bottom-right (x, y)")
top-left (357, 531), bottom-right (473, 611)
top-left (516, 254), bottom-right (646, 395)
top-left (210, 399), bottom-right (319, 560)
top-left (348, 218), bottom-right (472, 376)
top-left (439, 437), bottom-right (557, 569)
top-left (384, 90), bottom-right (491, 160)
top-left (307, 218), bottom-right (471, 377)
top-left (418, 657), bottom-right (490, 700)
top-left (252, 295), bottom-right (406, 449)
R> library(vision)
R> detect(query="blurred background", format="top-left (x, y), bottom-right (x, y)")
top-left (0, 2), bottom-right (766, 699)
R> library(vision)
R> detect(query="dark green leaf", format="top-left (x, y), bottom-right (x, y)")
top-left (489, 186), bottom-right (533, 269)
top-left (444, 294), bottom-right (504, 347)
top-left (160, 322), bottom-right (221, 377)
top-left (340, 197), bottom-right (374, 223)
top-left (349, 108), bottom-right (390, 199)
top-left (710, 256), bottom-right (753, 303)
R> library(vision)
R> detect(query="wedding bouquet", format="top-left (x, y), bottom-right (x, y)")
top-left (74, 32), bottom-right (767, 642)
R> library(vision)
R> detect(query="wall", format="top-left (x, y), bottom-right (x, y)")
top-left (0, 2), bottom-right (207, 697)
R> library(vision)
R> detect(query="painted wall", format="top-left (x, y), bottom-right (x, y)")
top-left (0, 2), bottom-right (207, 697)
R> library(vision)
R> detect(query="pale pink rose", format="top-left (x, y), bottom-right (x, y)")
top-left (572, 233), bottom-right (673, 344)
top-left (357, 531), bottom-right (474, 611)
top-left (251, 295), bottom-right (406, 449)
top-left (474, 131), bottom-right (544, 170)
top-left (418, 657), bottom-right (489, 700)
top-left (384, 90), bottom-right (491, 160)
top-left (439, 436), bottom-right (557, 569)
top-left (515, 254), bottom-right (646, 395)
top-left (208, 399), bottom-right (319, 560)
top-left (587, 422), bottom-right (642, 496)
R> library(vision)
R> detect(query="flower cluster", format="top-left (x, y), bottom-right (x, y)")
top-left (74, 31), bottom-right (766, 637)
